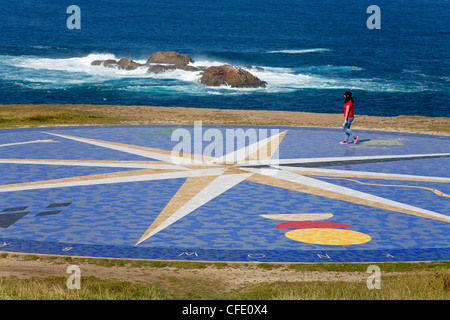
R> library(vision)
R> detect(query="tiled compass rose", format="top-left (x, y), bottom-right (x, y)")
top-left (0, 125), bottom-right (449, 262)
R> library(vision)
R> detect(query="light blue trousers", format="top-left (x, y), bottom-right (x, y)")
top-left (343, 117), bottom-right (356, 142)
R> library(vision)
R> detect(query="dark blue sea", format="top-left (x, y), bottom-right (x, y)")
top-left (0, 0), bottom-right (448, 117)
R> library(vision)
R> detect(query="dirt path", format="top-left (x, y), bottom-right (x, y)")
top-left (0, 254), bottom-right (373, 289)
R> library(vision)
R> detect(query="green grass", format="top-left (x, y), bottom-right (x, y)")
top-left (241, 272), bottom-right (450, 300)
top-left (0, 105), bottom-right (121, 128)
top-left (287, 261), bottom-right (450, 272)
top-left (1, 271), bottom-right (449, 300)
top-left (0, 276), bottom-right (166, 300)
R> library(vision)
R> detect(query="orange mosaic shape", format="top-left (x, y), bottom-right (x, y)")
top-left (285, 228), bottom-right (372, 245)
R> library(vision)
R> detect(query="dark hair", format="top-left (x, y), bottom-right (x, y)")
top-left (344, 91), bottom-right (353, 102)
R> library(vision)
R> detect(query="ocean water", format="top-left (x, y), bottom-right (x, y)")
top-left (0, 0), bottom-right (448, 117)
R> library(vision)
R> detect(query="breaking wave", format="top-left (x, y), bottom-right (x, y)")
top-left (267, 48), bottom-right (331, 54)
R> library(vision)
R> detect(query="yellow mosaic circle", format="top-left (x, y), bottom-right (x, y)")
top-left (285, 228), bottom-right (371, 245)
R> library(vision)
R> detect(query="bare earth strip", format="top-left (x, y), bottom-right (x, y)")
top-left (0, 254), bottom-right (377, 288)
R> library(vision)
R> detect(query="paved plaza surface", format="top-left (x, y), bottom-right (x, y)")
top-left (0, 124), bottom-right (449, 263)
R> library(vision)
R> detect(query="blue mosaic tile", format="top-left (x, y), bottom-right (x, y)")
top-left (0, 125), bottom-right (448, 262)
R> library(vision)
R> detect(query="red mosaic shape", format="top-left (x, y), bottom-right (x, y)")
top-left (275, 221), bottom-right (354, 229)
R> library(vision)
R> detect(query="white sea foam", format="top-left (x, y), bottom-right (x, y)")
top-left (8, 53), bottom-right (116, 71)
top-left (192, 59), bottom-right (225, 68)
top-left (303, 65), bottom-right (364, 72)
top-left (4, 53), bottom-right (153, 80)
top-left (267, 48), bottom-right (331, 54)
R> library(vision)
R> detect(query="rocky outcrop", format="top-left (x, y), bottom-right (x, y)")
top-left (90, 59), bottom-right (118, 67)
top-left (146, 51), bottom-right (194, 66)
top-left (146, 63), bottom-right (201, 74)
top-left (146, 64), bottom-right (178, 74)
top-left (116, 58), bottom-right (143, 70)
top-left (91, 51), bottom-right (267, 88)
top-left (200, 65), bottom-right (267, 88)
top-left (91, 58), bottom-right (143, 70)
top-left (145, 51), bottom-right (199, 74)
top-left (178, 64), bottom-right (202, 72)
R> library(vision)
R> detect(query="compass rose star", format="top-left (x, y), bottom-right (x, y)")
top-left (0, 129), bottom-right (449, 247)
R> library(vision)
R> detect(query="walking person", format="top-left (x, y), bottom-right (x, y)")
top-left (340, 91), bottom-right (358, 144)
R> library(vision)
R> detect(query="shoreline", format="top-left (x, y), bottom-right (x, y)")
top-left (1, 104), bottom-right (449, 136)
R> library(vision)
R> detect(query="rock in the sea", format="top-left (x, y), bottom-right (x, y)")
top-left (92, 51), bottom-right (199, 74)
top-left (116, 58), bottom-right (143, 70)
top-left (90, 54), bottom-right (267, 91)
top-left (103, 59), bottom-right (118, 68)
top-left (147, 63), bottom-right (201, 74)
top-left (146, 51), bottom-right (195, 65)
top-left (200, 65), bottom-right (267, 88)
top-left (147, 64), bottom-right (178, 74)
top-left (245, 65), bottom-right (265, 71)
top-left (91, 58), bottom-right (143, 70)
top-left (178, 64), bottom-right (200, 72)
